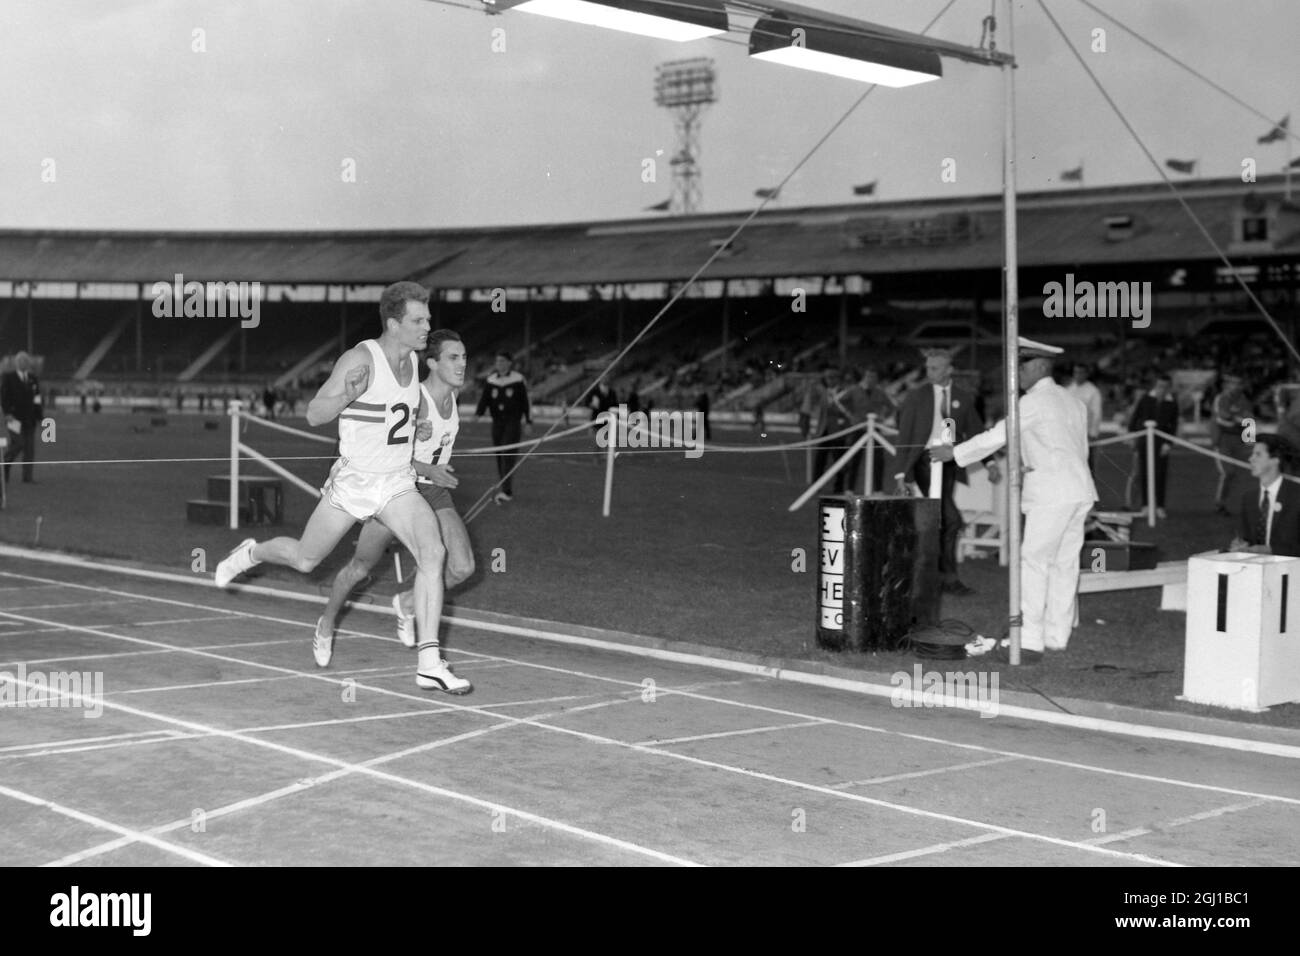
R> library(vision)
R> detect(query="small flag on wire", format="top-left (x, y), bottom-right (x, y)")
top-left (1165, 158), bottom-right (1196, 174)
top-left (1258, 114), bottom-right (1290, 144)
top-left (852, 180), bottom-right (877, 196)
top-left (1060, 165), bottom-right (1084, 182)
top-left (645, 199), bottom-right (671, 212)
top-left (754, 187), bottom-right (781, 199)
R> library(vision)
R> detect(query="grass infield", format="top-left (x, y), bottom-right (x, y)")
top-left (3, 409), bottom-right (1297, 728)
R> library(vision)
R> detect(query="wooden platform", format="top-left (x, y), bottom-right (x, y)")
top-left (1078, 559), bottom-right (1187, 611)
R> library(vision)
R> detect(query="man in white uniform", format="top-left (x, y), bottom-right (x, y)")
top-left (314, 330), bottom-right (475, 691)
top-left (931, 337), bottom-right (1097, 663)
top-left (214, 282), bottom-right (466, 692)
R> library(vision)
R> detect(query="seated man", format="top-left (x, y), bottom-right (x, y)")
top-left (1229, 434), bottom-right (1300, 557)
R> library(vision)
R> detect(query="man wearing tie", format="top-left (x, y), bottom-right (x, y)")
top-left (889, 348), bottom-right (988, 596)
top-left (1, 352), bottom-right (43, 485)
top-left (1230, 435), bottom-right (1300, 557)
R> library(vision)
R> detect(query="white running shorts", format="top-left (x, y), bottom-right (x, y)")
top-left (322, 460), bottom-right (417, 521)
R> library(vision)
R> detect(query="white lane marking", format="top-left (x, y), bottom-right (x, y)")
top-left (1086, 799), bottom-right (1272, 847)
top-left (0, 781), bottom-right (234, 867)
top-left (837, 833), bottom-right (1015, 867)
top-left (830, 757), bottom-right (1023, 788)
top-left (0, 635), bottom-right (338, 669)
top-left (0, 729), bottom-right (187, 753)
top-left (43, 692), bottom-right (660, 866)
top-left (640, 720), bottom-right (828, 747)
top-left (0, 627), bottom-right (69, 638)
top-left (130, 616), bottom-right (239, 627)
top-left (3, 600), bottom-right (136, 611)
top-left (0, 652), bottom-right (699, 868)
top-left (102, 665), bottom-right (414, 697)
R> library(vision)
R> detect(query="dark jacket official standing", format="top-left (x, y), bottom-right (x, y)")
top-left (2, 351), bottom-right (43, 484)
top-left (1231, 434), bottom-right (1300, 558)
top-left (888, 349), bottom-right (987, 594)
top-left (475, 352), bottom-right (531, 504)
top-left (1127, 373), bottom-right (1179, 516)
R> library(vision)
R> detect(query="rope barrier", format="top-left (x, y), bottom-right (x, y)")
top-left (240, 414), bottom-right (336, 446)
top-left (225, 393), bottom-right (1299, 534)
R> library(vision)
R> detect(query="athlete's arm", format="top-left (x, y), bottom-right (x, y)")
top-left (306, 346), bottom-right (371, 427)
top-left (414, 390), bottom-right (432, 442)
top-left (413, 461), bottom-right (458, 488)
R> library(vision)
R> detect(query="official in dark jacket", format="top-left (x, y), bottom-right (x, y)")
top-left (475, 352), bottom-right (531, 504)
top-left (888, 349), bottom-right (988, 594)
top-left (1230, 434), bottom-right (1300, 558)
top-left (1, 352), bottom-right (42, 484)
top-left (1127, 373), bottom-right (1179, 516)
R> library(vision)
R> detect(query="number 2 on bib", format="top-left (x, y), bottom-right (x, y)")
top-left (387, 402), bottom-right (411, 445)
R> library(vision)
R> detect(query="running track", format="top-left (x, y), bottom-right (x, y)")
top-left (1, 552), bottom-right (1298, 867)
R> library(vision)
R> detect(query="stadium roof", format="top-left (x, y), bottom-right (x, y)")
top-left (3, 175), bottom-right (1298, 290)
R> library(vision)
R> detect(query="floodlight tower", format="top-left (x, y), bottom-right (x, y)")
top-left (654, 58), bottom-right (716, 215)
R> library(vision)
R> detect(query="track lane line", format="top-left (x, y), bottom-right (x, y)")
top-left (0, 781), bottom-right (236, 867)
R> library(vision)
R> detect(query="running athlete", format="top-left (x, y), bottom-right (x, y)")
top-left (213, 281), bottom-right (466, 693)
top-left (314, 330), bottom-right (475, 692)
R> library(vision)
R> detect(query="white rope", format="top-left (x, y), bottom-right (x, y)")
top-left (240, 415), bottom-right (336, 445)
top-left (237, 442), bottom-right (321, 498)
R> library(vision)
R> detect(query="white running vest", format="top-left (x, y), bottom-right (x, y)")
top-left (414, 382), bottom-right (459, 467)
top-left (338, 340), bottom-right (419, 473)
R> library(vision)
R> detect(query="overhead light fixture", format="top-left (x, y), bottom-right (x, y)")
top-left (749, 13), bottom-right (942, 87)
top-left (483, 0), bottom-right (728, 42)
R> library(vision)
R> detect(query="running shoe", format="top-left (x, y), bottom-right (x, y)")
top-left (214, 538), bottom-right (258, 588)
top-left (313, 617), bottom-right (334, 668)
top-left (393, 593), bottom-right (417, 648)
top-left (416, 659), bottom-right (472, 695)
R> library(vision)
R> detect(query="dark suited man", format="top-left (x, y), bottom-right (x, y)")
top-left (2, 352), bottom-right (42, 484)
top-left (1128, 372), bottom-right (1179, 518)
top-left (1230, 435), bottom-right (1300, 557)
top-left (888, 349), bottom-right (987, 595)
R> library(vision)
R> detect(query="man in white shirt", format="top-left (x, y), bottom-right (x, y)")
top-left (1065, 362), bottom-right (1103, 474)
top-left (931, 338), bottom-right (1097, 663)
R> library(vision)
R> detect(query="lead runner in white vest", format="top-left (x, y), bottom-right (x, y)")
top-left (213, 282), bottom-right (469, 693)
top-left (315, 331), bottom-right (476, 692)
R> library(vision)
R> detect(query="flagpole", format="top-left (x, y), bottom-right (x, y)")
top-left (1003, 0), bottom-right (1023, 666)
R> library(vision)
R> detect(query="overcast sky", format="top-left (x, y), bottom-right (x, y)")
top-left (3, 0), bottom-right (1296, 232)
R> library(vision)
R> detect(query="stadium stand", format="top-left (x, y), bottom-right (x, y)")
top-left (1, 175), bottom-right (1297, 425)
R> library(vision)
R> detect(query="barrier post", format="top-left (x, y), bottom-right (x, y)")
top-left (789, 426), bottom-right (871, 512)
top-left (228, 399), bottom-right (241, 530)
top-left (863, 414), bottom-right (877, 495)
top-left (601, 409), bottom-right (617, 517)
top-left (1144, 419), bottom-right (1157, 526)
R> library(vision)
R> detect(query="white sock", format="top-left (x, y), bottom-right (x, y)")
top-left (417, 641), bottom-right (443, 672)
